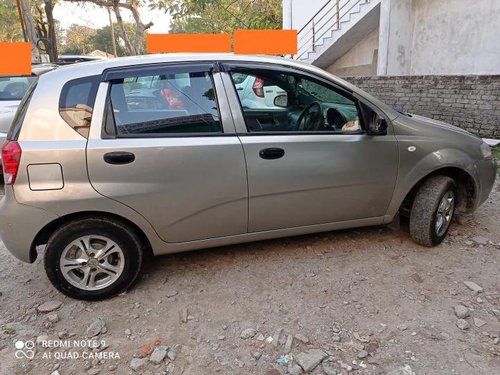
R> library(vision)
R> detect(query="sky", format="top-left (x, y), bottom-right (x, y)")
top-left (53, 2), bottom-right (171, 33)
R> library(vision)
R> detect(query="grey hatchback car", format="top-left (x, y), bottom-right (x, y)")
top-left (0, 54), bottom-right (496, 300)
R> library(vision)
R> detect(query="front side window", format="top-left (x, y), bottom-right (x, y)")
top-left (108, 67), bottom-right (221, 136)
top-left (229, 69), bottom-right (361, 133)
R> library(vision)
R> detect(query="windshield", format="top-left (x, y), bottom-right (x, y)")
top-left (0, 76), bottom-right (37, 101)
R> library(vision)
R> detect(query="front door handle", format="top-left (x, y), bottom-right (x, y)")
top-left (103, 151), bottom-right (135, 165)
top-left (259, 148), bottom-right (285, 160)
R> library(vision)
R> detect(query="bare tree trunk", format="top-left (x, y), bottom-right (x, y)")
top-left (44, 0), bottom-right (58, 62)
top-left (107, 6), bottom-right (118, 57)
top-left (18, 0), bottom-right (41, 62)
top-left (112, 1), bottom-right (135, 55)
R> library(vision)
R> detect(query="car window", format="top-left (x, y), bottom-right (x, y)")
top-left (0, 76), bottom-right (37, 100)
top-left (229, 69), bottom-right (361, 133)
top-left (108, 68), bottom-right (221, 136)
top-left (59, 75), bottom-right (100, 138)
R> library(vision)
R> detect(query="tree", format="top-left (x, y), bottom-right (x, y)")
top-left (33, 0), bottom-right (59, 62)
top-left (152, 0), bottom-right (282, 33)
top-left (0, 1), bottom-right (24, 42)
top-left (60, 24), bottom-right (94, 54)
top-left (64, 0), bottom-right (153, 55)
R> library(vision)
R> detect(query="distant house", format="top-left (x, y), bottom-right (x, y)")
top-left (283, 0), bottom-right (500, 76)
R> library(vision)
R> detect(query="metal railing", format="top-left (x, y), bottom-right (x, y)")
top-left (295, 0), bottom-right (370, 61)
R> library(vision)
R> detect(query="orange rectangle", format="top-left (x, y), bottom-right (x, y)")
top-left (147, 34), bottom-right (231, 53)
top-left (234, 29), bottom-right (298, 55)
top-left (0, 42), bottom-right (31, 76)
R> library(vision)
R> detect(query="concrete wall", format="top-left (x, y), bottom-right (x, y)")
top-left (378, 0), bottom-right (500, 75)
top-left (282, 0), bottom-right (329, 30)
top-left (345, 75), bottom-right (500, 138)
top-left (326, 27), bottom-right (379, 76)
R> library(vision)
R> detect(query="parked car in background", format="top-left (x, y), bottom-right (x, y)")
top-left (0, 54), bottom-right (495, 300)
top-left (0, 64), bottom-right (58, 175)
top-left (233, 72), bottom-right (286, 109)
top-left (57, 55), bottom-right (107, 65)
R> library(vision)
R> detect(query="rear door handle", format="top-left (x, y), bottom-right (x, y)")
top-left (103, 151), bottom-right (135, 165)
top-left (259, 148), bottom-right (285, 160)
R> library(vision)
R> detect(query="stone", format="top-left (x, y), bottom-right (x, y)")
top-left (473, 317), bottom-right (487, 327)
top-left (288, 363), bottom-right (303, 375)
top-left (357, 350), bottom-right (369, 359)
top-left (295, 348), bottom-right (327, 372)
top-left (294, 333), bottom-right (310, 344)
top-left (166, 290), bottom-right (178, 298)
top-left (51, 371), bottom-right (61, 375)
top-left (167, 344), bottom-right (180, 361)
top-left (87, 369), bottom-right (100, 375)
top-left (255, 333), bottom-right (265, 341)
top-left (47, 314), bottom-right (59, 323)
top-left (331, 334), bottom-right (341, 342)
top-left (38, 301), bottom-right (63, 313)
top-left (386, 365), bottom-right (416, 375)
top-left (86, 318), bottom-right (106, 338)
top-left (150, 345), bottom-right (169, 364)
top-left (397, 324), bottom-right (408, 331)
top-left (284, 334), bottom-right (293, 353)
top-left (464, 281), bottom-right (483, 293)
top-left (322, 361), bottom-right (340, 375)
top-left (454, 305), bottom-right (470, 319)
top-left (471, 236), bottom-right (489, 245)
top-left (272, 328), bottom-right (283, 347)
top-left (251, 351), bottom-right (262, 360)
top-left (125, 329), bottom-right (131, 336)
top-left (130, 357), bottom-right (148, 371)
top-left (456, 319), bottom-right (470, 330)
top-left (240, 328), bottom-right (257, 339)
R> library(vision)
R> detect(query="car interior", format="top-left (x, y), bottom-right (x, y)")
top-left (109, 71), bottom-right (221, 135)
top-left (230, 70), bottom-right (363, 133)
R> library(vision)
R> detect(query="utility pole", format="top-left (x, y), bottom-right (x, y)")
top-left (16, 0), bottom-right (41, 63)
top-left (107, 7), bottom-right (118, 57)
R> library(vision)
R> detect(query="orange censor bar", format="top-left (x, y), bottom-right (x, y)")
top-left (147, 34), bottom-right (231, 53)
top-left (0, 43), bottom-right (31, 76)
top-left (234, 29), bottom-right (298, 55)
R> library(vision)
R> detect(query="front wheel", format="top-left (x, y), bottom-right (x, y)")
top-left (44, 217), bottom-right (143, 300)
top-left (410, 176), bottom-right (457, 247)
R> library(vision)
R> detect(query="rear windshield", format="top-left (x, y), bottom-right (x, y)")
top-left (0, 76), bottom-right (37, 101)
top-left (7, 79), bottom-right (38, 141)
top-left (59, 75), bottom-right (100, 138)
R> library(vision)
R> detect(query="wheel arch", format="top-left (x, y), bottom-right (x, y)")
top-left (399, 166), bottom-right (477, 216)
top-left (30, 211), bottom-right (154, 262)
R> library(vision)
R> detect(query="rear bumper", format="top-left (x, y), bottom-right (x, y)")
top-left (0, 188), bottom-right (57, 263)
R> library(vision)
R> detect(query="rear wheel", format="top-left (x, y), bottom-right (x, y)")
top-left (44, 217), bottom-right (143, 300)
top-left (410, 176), bottom-right (457, 247)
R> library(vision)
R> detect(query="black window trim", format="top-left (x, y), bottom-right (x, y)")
top-left (101, 62), bottom-right (229, 139)
top-left (222, 61), bottom-right (368, 136)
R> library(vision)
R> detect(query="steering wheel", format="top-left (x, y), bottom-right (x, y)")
top-left (296, 102), bottom-right (324, 131)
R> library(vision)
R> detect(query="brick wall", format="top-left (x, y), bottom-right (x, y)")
top-left (344, 75), bottom-right (500, 138)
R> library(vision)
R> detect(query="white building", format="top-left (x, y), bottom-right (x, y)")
top-left (283, 0), bottom-right (500, 76)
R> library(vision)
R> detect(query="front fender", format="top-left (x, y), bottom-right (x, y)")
top-left (386, 147), bottom-right (479, 218)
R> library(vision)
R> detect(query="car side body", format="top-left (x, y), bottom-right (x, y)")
top-left (0, 54), bottom-right (495, 299)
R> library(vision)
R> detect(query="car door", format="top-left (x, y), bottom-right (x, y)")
top-left (223, 63), bottom-right (399, 232)
top-left (86, 62), bottom-right (248, 243)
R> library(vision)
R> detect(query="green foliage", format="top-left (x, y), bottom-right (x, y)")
top-left (59, 22), bottom-right (136, 56)
top-left (151, 0), bottom-right (282, 33)
top-left (0, 0), bottom-right (24, 42)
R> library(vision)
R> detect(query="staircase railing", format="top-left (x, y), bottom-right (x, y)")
top-left (295, 0), bottom-right (370, 60)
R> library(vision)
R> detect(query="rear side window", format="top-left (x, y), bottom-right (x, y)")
top-left (59, 75), bottom-right (100, 138)
top-left (7, 79), bottom-right (38, 141)
top-left (106, 65), bottom-right (221, 136)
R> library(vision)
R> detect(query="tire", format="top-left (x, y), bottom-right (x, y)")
top-left (44, 217), bottom-right (143, 300)
top-left (409, 176), bottom-right (457, 247)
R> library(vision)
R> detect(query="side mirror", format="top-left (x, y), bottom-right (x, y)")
top-left (367, 113), bottom-right (388, 135)
top-left (273, 94), bottom-right (288, 108)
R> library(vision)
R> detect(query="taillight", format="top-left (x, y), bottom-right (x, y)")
top-left (252, 77), bottom-right (265, 98)
top-left (1, 140), bottom-right (22, 185)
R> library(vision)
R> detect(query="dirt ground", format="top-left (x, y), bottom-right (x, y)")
top-left (0, 179), bottom-right (499, 375)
